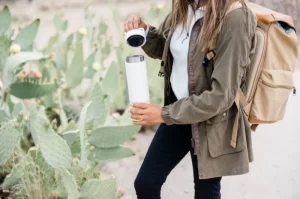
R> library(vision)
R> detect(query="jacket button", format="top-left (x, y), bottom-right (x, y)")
top-left (223, 112), bottom-right (227, 117)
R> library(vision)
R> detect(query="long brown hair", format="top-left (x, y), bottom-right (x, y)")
top-left (170, 0), bottom-right (246, 50)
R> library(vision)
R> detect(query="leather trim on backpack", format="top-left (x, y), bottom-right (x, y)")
top-left (247, 2), bottom-right (295, 28)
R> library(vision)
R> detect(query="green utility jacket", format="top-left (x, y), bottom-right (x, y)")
top-left (142, 7), bottom-right (257, 179)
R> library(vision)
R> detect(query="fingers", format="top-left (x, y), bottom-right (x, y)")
top-left (132, 103), bottom-right (149, 109)
top-left (124, 22), bottom-right (129, 32)
top-left (133, 16), bottom-right (140, 29)
top-left (130, 113), bottom-right (143, 121)
top-left (130, 107), bottom-right (145, 115)
top-left (124, 16), bottom-right (142, 33)
top-left (134, 120), bottom-right (146, 126)
top-left (130, 106), bottom-right (148, 125)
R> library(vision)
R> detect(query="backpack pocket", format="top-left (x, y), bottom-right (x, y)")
top-left (249, 69), bottom-right (294, 123)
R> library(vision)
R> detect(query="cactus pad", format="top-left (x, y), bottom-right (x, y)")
top-left (0, 6), bottom-right (11, 33)
top-left (39, 128), bottom-right (72, 169)
top-left (10, 81), bottom-right (59, 99)
top-left (3, 52), bottom-right (47, 89)
top-left (14, 19), bottom-right (40, 51)
top-left (89, 125), bottom-right (138, 148)
top-left (91, 146), bottom-right (134, 162)
top-left (0, 34), bottom-right (12, 71)
top-left (0, 123), bottom-right (22, 166)
top-left (80, 177), bottom-right (117, 199)
top-left (57, 167), bottom-right (79, 199)
top-left (86, 82), bottom-right (107, 127)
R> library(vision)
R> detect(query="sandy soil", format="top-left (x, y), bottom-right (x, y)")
top-left (1, 1), bottom-right (300, 198)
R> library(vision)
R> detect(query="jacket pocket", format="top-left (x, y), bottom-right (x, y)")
top-left (206, 106), bottom-right (245, 158)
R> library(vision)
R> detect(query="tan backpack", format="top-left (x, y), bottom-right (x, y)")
top-left (225, 2), bottom-right (299, 148)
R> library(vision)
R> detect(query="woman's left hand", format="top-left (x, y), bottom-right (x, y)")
top-left (130, 103), bottom-right (164, 126)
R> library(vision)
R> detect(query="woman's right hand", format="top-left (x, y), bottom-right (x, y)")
top-left (124, 16), bottom-right (147, 33)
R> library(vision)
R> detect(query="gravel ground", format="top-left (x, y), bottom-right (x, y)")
top-left (1, 1), bottom-right (300, 198)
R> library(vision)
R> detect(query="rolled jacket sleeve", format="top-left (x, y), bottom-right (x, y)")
top-left (162, 9), bottom-right (256, 125)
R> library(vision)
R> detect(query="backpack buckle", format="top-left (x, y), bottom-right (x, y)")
top-left (202, 49), bottom-right (216, 67)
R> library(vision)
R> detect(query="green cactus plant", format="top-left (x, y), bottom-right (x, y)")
top-left (86, 82), bottom-right (108, 128)
top-left (0, 3), bottom-right (178, 198)
top-left (57, 167), bottom-right (79, 199)
top-left (84, 7), bottom-right (95, 48)
top-left (0, 34), bottom-right (12, 71)
top-left (2, 156), bottom-right (28, 190)
top-left (10, 81), bottom-right (59, 99)
top-left (91, 146), bottom-right (134, 162)
top-left (80, 177), bottom-right (117, 199)
top-left (14, 19), bottom-right (40, 51)
top-left (3, 52), bottom-right (49, 90)
top-left (83, 50), bottom-right (97, 79)
top-left (102, 62), bottom-right (119, 102)
top-left (89, 125), bottom-right (138, 148)
top-left (65, 34), bottom-right (84, 89)
top-left (39, 127), bottom-right (72, 169)
top-left (79, 100), bottom-right (92, 169)
top-left (0, 6), bottom-right (11, 34)
top-left (54, 14), bottom-right (69, 33)
top-left (29, 103), bottom-right (72, 169)
top-left (0, 123), bottom-right (23, 166)
top-left (0, 108), bottom-right (10, 123)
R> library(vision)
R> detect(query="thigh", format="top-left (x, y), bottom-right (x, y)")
top-left (190, 150), bottom-right (222, 199)
top-left (136, 123), bottom-right (192, 186)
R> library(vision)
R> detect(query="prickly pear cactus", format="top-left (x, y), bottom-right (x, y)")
top-left (90, 146), bottom-right (134, 162)
top-left (2, 156), bottom-right (27, 190)
top-left (39, 128), bottom-right (72, 169)
top-left (80, 177), bottom-right (117, 199)
top-left (0, 34), bottom-right (12, 71)
top-left (79, 101), bottom-right (92, 168)
top-left (28, 147), bottom-right (55, 180)
top-left (0, 6), bottom-right (11, 34)
top-left (29, 103), bottom-right (72, 169)
top-left (63, 120), bottom-right (79, 146)
top-left (0, 4), bottom-right (151, 199)
top-left (29, 103), bottom-right (49, 146)
top-left (10, 81), bottom-right (59, 99)
top-left (83, 51), bottom-right (97, 79)
top-left (14, 19), bottom-right (40, 51)
top-left (102, 61), bottom-right (119, 101)
top-left (3, 52), bottom-right (48, 90)
top-left (0, 108), bottom-right (10, 123)
top-left (88, 125), bottom-right (138, 148)
top-left (57, 167), bottom-right (79, 199)
top-left (65, 33), bottom-right (84, 89)
top-left (0, 122), bottom-right (22, 166)
top-left (86, 82), bottom-right (108, 128)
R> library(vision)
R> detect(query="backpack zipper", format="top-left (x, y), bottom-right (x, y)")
top-left (293, 86), bottom-right (297, 95)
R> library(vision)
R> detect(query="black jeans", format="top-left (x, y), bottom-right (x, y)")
top-left (134, 123), bottom-right (222, 199)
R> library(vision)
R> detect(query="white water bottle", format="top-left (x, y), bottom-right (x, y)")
top-left (125, 55), bottom-right (150, 103)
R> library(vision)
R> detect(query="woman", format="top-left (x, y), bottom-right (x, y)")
top-left (124, 0), bottom-right (257, 198)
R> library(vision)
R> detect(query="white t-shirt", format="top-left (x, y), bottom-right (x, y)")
top-left (170, 5), bottom-right (205, 99)
top-left (145, 4), bottom-right (205, 100)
